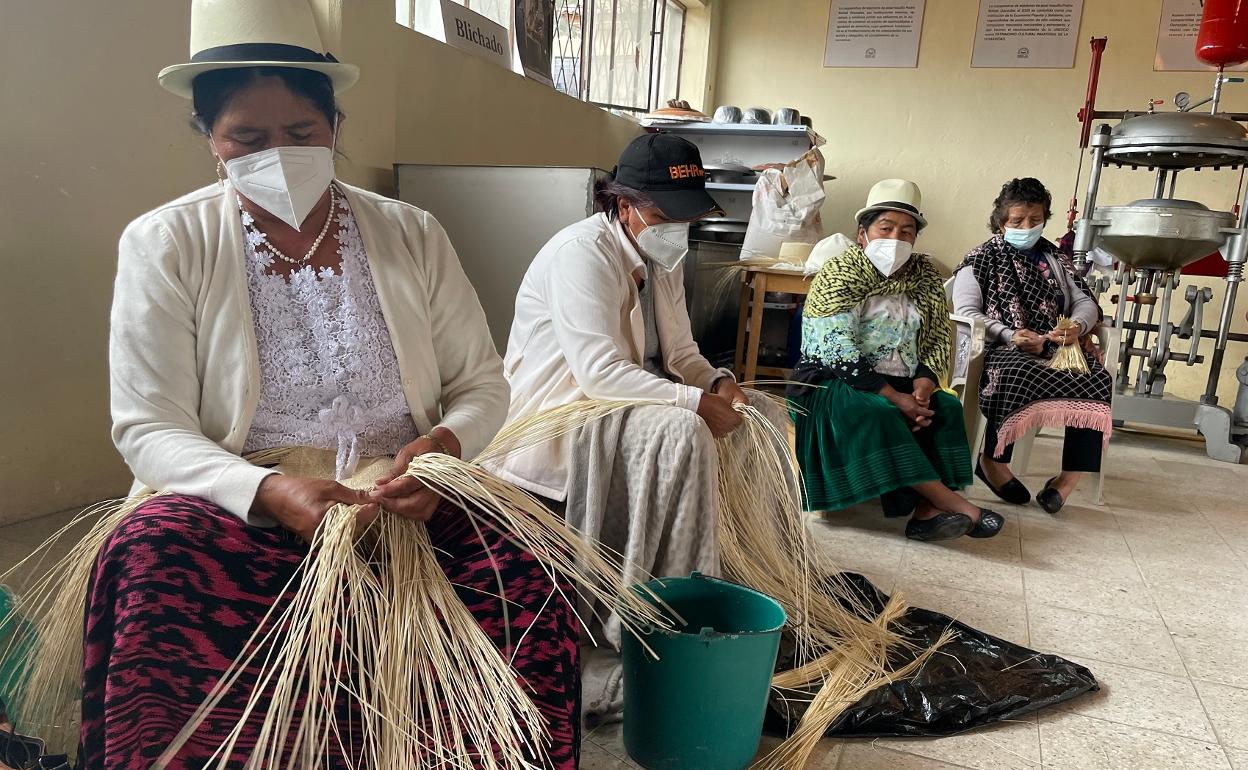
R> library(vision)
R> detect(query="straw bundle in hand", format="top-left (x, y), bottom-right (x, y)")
top-left (1048, 317), bottom-right (1089, 373)
top-left (1, 444), bottom-right (676, 768)
top-left (156, 448), bottom-right (676, 769)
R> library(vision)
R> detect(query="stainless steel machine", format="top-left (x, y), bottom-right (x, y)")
top-left (1070, 36), bottom-right (1248, 463)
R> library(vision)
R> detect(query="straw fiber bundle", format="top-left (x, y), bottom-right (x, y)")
top-left (484, 394), bottom-right (948, 768)
top-left (712, 398), bottom-right (947, 769)
top-left (1048, 317), bottom-right (1090, 373)
top-left (0, 497), bottom-right (148, 752)
top-left (1, 444), bottom-right (676, 768)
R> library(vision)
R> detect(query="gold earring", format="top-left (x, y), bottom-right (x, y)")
top-left (215, 158), bottom-right (226, 186)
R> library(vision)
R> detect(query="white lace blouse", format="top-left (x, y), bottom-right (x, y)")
top-left (240, 189), bottom-right (419, 479)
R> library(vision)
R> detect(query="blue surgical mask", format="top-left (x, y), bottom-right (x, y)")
top-left (1003, 225), bottom-right (1044, 251)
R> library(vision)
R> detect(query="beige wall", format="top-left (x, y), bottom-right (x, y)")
top-left (714, 0), bottom-right (1248, 406)
top-left (0, 0), bottom-right (638, 524)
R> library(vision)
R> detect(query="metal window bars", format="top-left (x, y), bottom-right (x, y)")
top-left (398, 0), bottom-right (684, 114)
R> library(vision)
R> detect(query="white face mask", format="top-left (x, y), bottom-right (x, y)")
top-left (863, 238), bottom-right (914, 276)
top-left (215, 129), bottom-right (336, 231)
top-left (633, 209), bottom-right (690, 272)
top-left (1003, 224), bottom-right (1044, 251)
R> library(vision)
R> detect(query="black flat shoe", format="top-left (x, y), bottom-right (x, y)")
top-left (975, 460), bottom-right (1031, 505)
top-left (968, 508), bottom-right (1006, 538)
top-left (905, 512), bottom-right (974, 542)
top-left (1037, 478), bottom-right (1065, 514)
top-left (881, 487), bottom-right (922, 518)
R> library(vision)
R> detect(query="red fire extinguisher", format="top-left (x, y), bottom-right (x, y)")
top-left (1197, 0), bottom-right (1248, 68)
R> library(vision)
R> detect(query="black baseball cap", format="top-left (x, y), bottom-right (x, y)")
top-left (613, 133), bottom-right (724, 221)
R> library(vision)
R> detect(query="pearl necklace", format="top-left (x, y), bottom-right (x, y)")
top-left (253, 185), bottom-right (339, 266)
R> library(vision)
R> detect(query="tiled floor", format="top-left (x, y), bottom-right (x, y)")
top-left (581, 429), bottom-right (1248, 769)
top-left (1, 430), bottom-right (1245, 768)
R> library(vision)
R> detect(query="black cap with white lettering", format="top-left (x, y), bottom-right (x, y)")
top-left (612, 133), bottom-right (724, 221)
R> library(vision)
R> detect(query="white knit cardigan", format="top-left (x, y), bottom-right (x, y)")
top-left (110, 181), bottom-right (508, 521)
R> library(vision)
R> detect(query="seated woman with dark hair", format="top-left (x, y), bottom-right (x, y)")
top-left (792, 180), bottom-right (1003, 542)
top-left (73, 3), bottom-right (581, 765)
top-left (953, 177), bottom-right (1112, 514)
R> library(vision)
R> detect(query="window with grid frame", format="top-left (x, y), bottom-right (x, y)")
top-left (396, 0), bottom-right (686, 113)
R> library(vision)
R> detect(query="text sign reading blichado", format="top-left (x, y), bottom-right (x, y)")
top-left (441, 0), bottom-right (511, 71)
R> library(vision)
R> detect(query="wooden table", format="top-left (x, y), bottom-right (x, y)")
top-left (733, 266), bottom-right (813, 383)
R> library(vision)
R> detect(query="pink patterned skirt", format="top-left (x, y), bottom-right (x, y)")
top-left (78, 494), bottom-right (580, 769)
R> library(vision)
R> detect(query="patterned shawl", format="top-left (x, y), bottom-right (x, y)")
top-left (954, 235), bottom-right (1092, 337)
top-left (955, 235), bottom-right (1112, 454)
top-left (803, 243), bottom-right (950, 380)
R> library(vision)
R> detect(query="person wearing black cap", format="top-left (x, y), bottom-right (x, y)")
top-left (488, 134), bottom-right (788, 715)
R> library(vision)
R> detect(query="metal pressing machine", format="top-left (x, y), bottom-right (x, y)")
top-left (1068, 6), bottom-right (1248, 463)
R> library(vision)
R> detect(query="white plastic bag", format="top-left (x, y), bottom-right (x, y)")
top-left (804, 232), bottom-right (854, 276)
top-left (740, 148), bottom-right (826, 260)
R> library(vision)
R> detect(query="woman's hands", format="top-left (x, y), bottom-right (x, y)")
top-left (912, 377), bottom-right (936, 409)
top-left (697, 377), bottom-right (750, 437)
top-left (713, 378), bottom-right (750, 407)
top-left (369, 430), bottom-right (462, 523)
top-left (252, 429), bottom-right (462, 539)
top-left (880, 384), bottom-right (934, 432)
top-left (1046, 324), bottom-right (1081, 347)
top-left (252, 474), bottom-right (378, 542)
top-left (1012, 329), bottom-right (1047, 355)
top-left (697, 392), bottom-right (744, 437)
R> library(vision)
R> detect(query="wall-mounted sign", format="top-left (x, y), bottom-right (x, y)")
top-left (441, 0), bottom-right (511, 71)
top-left (1155, 0), bottom-right (1248, 72)
top-left (971, 0), bottom-right (1084, 68)
top-left (823, 0), bottom-right (926, 68)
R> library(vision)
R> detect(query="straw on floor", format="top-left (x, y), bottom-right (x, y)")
top-left (490, 394), bottom-right (947, 768)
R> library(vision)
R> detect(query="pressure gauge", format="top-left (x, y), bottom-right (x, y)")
top-left (1175, 91), bottom-right (1192, 110)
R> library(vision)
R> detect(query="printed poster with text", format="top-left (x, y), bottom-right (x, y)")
top-left (1155, 0), bottom-right (1248, 71)
top-left (824, 0), bottom-right (926, 68)
top-left (515, 0), bottom-right (554, 85)
top-left (971, 0), bottom-right (1084, 68)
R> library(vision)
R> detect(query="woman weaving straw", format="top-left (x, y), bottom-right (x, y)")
top-left (488, 133), bottom-right (789, 719)
top-left (72, 1), bottom-right (580, 766)
top-left (791, 180), bottom-right (1004, 542)
top-left (953, 178), bottom-right (1112, 514)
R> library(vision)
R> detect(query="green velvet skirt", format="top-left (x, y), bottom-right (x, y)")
top-left (793, 379), bottom-right (973, 512)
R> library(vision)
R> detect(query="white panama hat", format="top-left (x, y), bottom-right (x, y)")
top-left (157, 0), bottom-right (359, 98)
top-left (854, 178), bottom-right (928, 230)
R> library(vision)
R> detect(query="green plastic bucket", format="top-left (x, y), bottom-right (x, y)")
top-left (0, 586), bottom-right (29, 724)
top-left (621, 572), bottom-right (786, 770)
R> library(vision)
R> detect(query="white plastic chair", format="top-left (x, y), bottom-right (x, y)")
top-left (945, 277), bottom-right (1108, 506)
top-left (945, 277), bottom-right (987, 446)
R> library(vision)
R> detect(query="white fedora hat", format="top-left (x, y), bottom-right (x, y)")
top-left (158, 0), bottom-right (359, 98)
top-left (854, 178), bottom-right (927, 230)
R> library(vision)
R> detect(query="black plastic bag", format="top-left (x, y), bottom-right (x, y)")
top-left (765, 573), bottom-right (1098, 738)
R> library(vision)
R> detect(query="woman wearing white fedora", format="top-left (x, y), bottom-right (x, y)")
top-left (790, 180), bottom-right (1003, 541)
top-left (78, 1), bottom-right (580, 767)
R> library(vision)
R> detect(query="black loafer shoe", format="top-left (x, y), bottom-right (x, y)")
top-left (968, 508), bottom-right (1006, 538)
top-left (1037, 478), bottom-right (1065, 514)
top-left (905, 512), bottom-right (974, 542)
top-left (881, 487), bottom-right (922, 518)
top-left (975, 461), bottom-right (1031, 505)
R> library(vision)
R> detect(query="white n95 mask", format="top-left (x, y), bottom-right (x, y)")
top-left (864, 238), bottom-right (914, 276)
top-left (635, 210), bottom-right (690, 272)
top-left (220, 145), bottom-right (335, 231)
